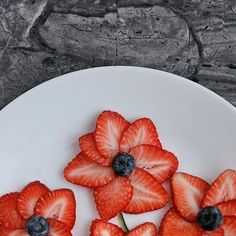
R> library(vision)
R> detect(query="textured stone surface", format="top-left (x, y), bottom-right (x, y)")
top-left (0, 0), bottom-right (235, 109)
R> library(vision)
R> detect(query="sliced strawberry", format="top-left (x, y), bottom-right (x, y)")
top-left (159, 208), bottom-right (202, 236)
top-left (79, 133), bottom-right (111, 166)
top-left (120, 118), bottom-right (162, 153)
top-left (130, 144), bottom-right (178, 183)
top-left (35, 189), bottom-right (76, 229)
top-left (127, 222), bottom-right (157, 236)
top-left (93, 177), bottom-right (133, 220)
top-left (201, 228), bottom-right (224, 236)
top-left (0, 192), bottom-right (25, 229)
top-left (17, 181), bottom-right (50, 219)
top-left (202, 169), bottom-right (236, 208)
top-left (124, 168), bottom-right (168, 214)
top-left (89, 219), bottom-right (125, 236)
top-left (95, 111), bottom-right (129, 158)
top-left (217, 200), bottom-right (236, 217)
top-left (220, 216), bottom-right (236, 235)
top-left (171, 172), bottom-right (209, 222)
top-left (64, 153), bottom-right (115, 188)
top-left (0, 226), bottom-right (28, 236)
top-left (48, 218), bottom-right (72, 236)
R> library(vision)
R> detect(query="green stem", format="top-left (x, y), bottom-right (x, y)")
top-left (118, 213), bottom-right (129, 232)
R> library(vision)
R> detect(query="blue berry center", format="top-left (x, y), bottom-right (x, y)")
top-left (112, 153), bottom-right (136, 176)
top-left (26, 216), bottom-right (49, 236)
top-left (197, 206), bottom-right (223, 231)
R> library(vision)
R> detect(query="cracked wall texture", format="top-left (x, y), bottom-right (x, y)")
top-left (0, 0), bottom-right (235, 109)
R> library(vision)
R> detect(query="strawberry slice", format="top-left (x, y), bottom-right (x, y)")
top-left (48, 218), bottom-right (72, 236)
top-left (201, 228), bottom-right (224, 236)
top-left (217, 200), bottom-right (236, 217)
top-left (64, 153), bottom-right (115, 188)
top-left (0, 192), bottom-right (25, 229)
top-left (124, 168), bottom-right (168, 214)
top-left (130, 144), bottom-right (178, 183)
top-left (79, 133), bottom-right (111, 166)
top-left (93, 177), bottom-right (133, 220)
top-left (0, 227), bottom-right (28, 236)
top-left (220, 216), bottom-right (236, 235)
top-left (159, 208), bottom-right (202, 236)
top-left (17, 181), bottom-right (50, 219)
top-left (171, 172), bottom-right (209, 222)
top-left (35, 189), bottom-right (76, 229)
top-left (89, 219), bottom-right (125, 236)
top-left (95, 111), bottom-right (129, 158)
top-left (127, 222), bottom-right (157, 236)
top-left (202, 169), bottom-right (236, 207)
top-left (120, 118), bottom-right (162, 153)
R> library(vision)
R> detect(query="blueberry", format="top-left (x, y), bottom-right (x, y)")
top-left (197, 206), bottom-right (223, 231)
top-left (26, 216), bottom-right (49, 236)
top-left (112, 153), bottom-right (136, 176)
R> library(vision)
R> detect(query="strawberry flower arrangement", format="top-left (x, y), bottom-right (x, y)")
top-left (64, 110), bottom-right (179, 220)
top-left (1, 110), bottom-right (236, 236)
top-left (160, 169), bottom-right (236, 235)
top-left (0, 181), bottom-right (76, 236)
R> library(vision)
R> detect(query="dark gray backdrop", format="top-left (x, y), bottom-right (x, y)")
top-left (0, 0), bottom-right (235, 109)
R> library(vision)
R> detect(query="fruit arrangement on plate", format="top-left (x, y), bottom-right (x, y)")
top-left (0, 110), bottom-right (236, 236)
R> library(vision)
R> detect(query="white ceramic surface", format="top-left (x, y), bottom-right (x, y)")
top-left (0, 66), bottom-right (236, 235)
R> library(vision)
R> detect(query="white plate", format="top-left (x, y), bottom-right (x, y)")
top-left (0, 66), bottom-right (236, 235)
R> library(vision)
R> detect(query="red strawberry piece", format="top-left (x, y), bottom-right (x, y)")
top-left (0, 192), bottom-right (25, 229)
top-left (48, 218), bottom-right (72, 236)
top-left (220, 216), bottom-right (236, 235)
top-left (93, 177), bottom-right (133, 220)
top-left (201, 228), bottom-right (224, 236)
top-left (17, 181), bottom-right (50, 219)
top-left (95, 111), bottom-right (129, 158)
top-left (202, 169), bottom-right (236, 208)
top-left (217, 200), bottom-right (236, 217)
top-left (89, 219), bottom-right (125, 236)
top-left (0, 227), bottom-right (28, 236)
top-left (35, 189), bottom-right (76, 230)
top-left (159, 208), bottom-right (202, 236)
top-left (130, 144), bottom-right (178, 183)
top-left (127, 222), bottom-right (157, 236)
top-left (124, 168), bottom-right (168, 214)
top-left (171, 172), bottom-right (209, 222)
top-left (79, 133), bottom-right (111, 166)
top-left (120, 118), bottom-right (162, 153)
top-left (64, 153), bottom-right (115, 188)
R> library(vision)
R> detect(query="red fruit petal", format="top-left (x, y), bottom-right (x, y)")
top-left (124, 168), bottom-right (168, 214)
top-left (159, 208), bottom-right (202, 236)
top-left (95, 111), bottom-right (129, 158)
top-left (35, 189), bottom-right (76, 230)
top-left (202, 227), bottom-right (224, 236)
top-left (89, 219), bottom-right (125, 236)
top-left (94, 177), bottom-right (133, 220)
top-left (220, 216), bottom-right (236, 235)
top-left (0, 227), bottom-right (28, 236)
top-left (202, 169), bottom-right (236, 207)
top-left (127, 222), bottom-right (157, 236)
top-left (48, 218), bottom-right (72, 236)
top-left (217, 200), bottom-right (236, 217)
top-left (64, 153), bottom-right (115, 188)
top-left (120, 118), bottom-right (162, 153)
top-left (79, 133), bottom-right (112, 166)
top-left (130, 144), bottom-right (178, 183)
top-left (0, 193), bottom-right (25, 229)
top-left (17, 181), bottom-right (50, 219)
top-left (171, 172), bottom-right (209, 222)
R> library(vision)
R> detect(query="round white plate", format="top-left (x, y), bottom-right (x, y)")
top-left (0, 66), bottom-right (236, 235)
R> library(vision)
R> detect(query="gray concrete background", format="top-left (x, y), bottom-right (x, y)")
top-left (0, 0), bottom-right (235, 109)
